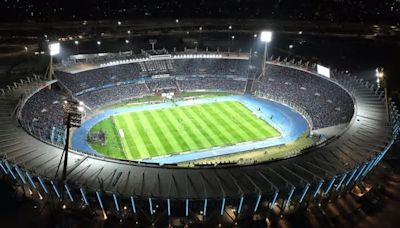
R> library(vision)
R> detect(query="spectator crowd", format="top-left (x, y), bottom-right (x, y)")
top-left (22, 57), bottom-right (355, 145)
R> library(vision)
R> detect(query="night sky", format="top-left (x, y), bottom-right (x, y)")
top-left (0, 0), bottom-right (399, 22)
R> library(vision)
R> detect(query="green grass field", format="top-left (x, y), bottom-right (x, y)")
top-left (89, 101), bottom-right (280, 160)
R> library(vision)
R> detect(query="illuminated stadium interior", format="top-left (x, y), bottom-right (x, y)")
top-left (18, 54), bottom-right (359, 165)
top-left (0, 30), bottom-right (398, 227)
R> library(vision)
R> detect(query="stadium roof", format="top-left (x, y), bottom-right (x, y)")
top-left (0, 70), bottom-right (391, 200)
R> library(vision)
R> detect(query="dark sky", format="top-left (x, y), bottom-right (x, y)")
top-left (0, 0), bottom-right (399, 22)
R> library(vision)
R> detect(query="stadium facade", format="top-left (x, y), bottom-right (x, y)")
top-left (0, 51), bottom-right (398, 226)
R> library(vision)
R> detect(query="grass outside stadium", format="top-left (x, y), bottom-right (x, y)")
top-left (89, 100), bottom-right (281, 160)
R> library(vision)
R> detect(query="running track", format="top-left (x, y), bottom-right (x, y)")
top-left (72, 95), bottom-right (309, 164)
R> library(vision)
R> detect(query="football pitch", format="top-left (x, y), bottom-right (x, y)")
top-left (89, 101), bottom-right (281, 160)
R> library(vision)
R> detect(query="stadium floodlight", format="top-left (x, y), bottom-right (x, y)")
top-left (259, 31), bottom-right (273, 80)
top-left (375, 67), bottom-right (389, 120)
top-left (317, 64), bottom-right (331, 78)
top-left (376, 67), bottom-right (384, 79)
top-left (49, 42), bottom-right (60, 56)
top-left (260, 31), bottom-right (272, 43)
top-left (45, 42), bottom-right (60, 82)
top-left (58, 99), bottom-right (84, 207)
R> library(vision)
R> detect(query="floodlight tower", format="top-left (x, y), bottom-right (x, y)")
top-left (376, 68), bottom-right (390, 121)
top-left (56, 99), bottom-right (84, 206)
top-left (45, 42), bottom-right (60, 83)
top-left (260, 31), bottom-right (272, 79)
top-left (74, 40), bottom-right (79, 53)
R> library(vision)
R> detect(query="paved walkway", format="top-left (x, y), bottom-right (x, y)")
top-left (72, 95), bottom-right (309, 163)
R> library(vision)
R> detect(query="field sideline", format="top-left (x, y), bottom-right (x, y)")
top-left (89, 101), bottom-right (280, 160)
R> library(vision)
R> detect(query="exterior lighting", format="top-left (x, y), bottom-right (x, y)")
top-left (260, 31), bottom-right (273, 43)
top-left (49, 42), bottom-right (60, 56)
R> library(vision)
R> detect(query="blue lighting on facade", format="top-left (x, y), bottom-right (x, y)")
top-left (130, 196), bottom-right (137, 214)
top-left (220, 197), bottom-right (226, 215)
top-left (284, 187), bottom-right (295, 209)
top-left (354, 163), bottom-right (367, 181)
top-left (113, 193), bottom-right (119, 211)
top-left (149, 197), bottom-right (154, 215)
top-left (65, 184), bottom-right (74, 202)
top-left (37, 176), bottom-right (48, 193)
top-left (254, 193), bottom-right (262, 212)
top-left (14, 166), bottom-right (26, 184)
top-left (324, 176), bottom-right (336, 195)
top-left (237, 196), bottom-right (244, 214)
top-left (299, 184), bottom-right (310, 203)
top-left (0, 161), bottom-right (8, 174)
top-left (4, 161), bottom-right (16, 179)
top-left (313, 180), bottom-right (324, 197)
top-left (80, 188), bottom-right (89, 205)
top-left (270, 191), bottom-right (279, 209)
top-left (335, 173), bottom-right (347, 191)
top-left (96, 191), bottom-right (104, 209)
top-left (167, 198), bottom-right (171, 216)
top-left (26, 172), bottom-right (36, 189)
top-left (185, 199), bottom-right (189, 217)
top-left (345, 168), bottom-right (358, 186)
top-left (362, 158), bottom-right (376, 176)
top-left (203, 198), bottom-right (208, 216)
top-left (50, 181), bottom-right (60, 198)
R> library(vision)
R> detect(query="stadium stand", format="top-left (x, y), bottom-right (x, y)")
top-left (0, 67), bottom-right (396, 213)
top-left (177, 76), bottom-right (246, 93)
top-left (172, 59), bottom-right (249, 77)
top-left (254, 64), bottom-right (354, 129)
top-left (145, 78), bottom-right (178, 92)
top-left (24, 58), bottom-right (356, 144)
top-left (56, 63), bottom-right (145, 94)
top-left (76, 82), bottom-right (151, 109)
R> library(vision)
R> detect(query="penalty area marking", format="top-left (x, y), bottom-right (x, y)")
top-left (119, 129), bottom-right (125, 138)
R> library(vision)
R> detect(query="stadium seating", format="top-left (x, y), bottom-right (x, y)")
top-left (76, 82), bottom-right (151, 108)
top-left (24, 59), bottom-right (355, 143)
top-left (172, 59), bottom-right (249, 77)
top-left (254, 64), bottom-right (354, 129)
top-left (56, 63), bottom-right (145, 93)
top-left (177, 77), bottom-right (246, 93)
top-left (55, 59), bottom-right (249, 94)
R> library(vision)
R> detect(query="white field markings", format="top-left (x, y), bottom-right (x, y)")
top-left (119, 129), bottom-right (125, 138)
top-left (113, 117), bottom-right (134, 160)
top-left (121, 114), bottom-right (151, 159)
top-left (135, 111), bottom-right (168, 155)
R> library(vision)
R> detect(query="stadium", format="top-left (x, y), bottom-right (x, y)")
top-left (0, 31), bottom-right (399, 227)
